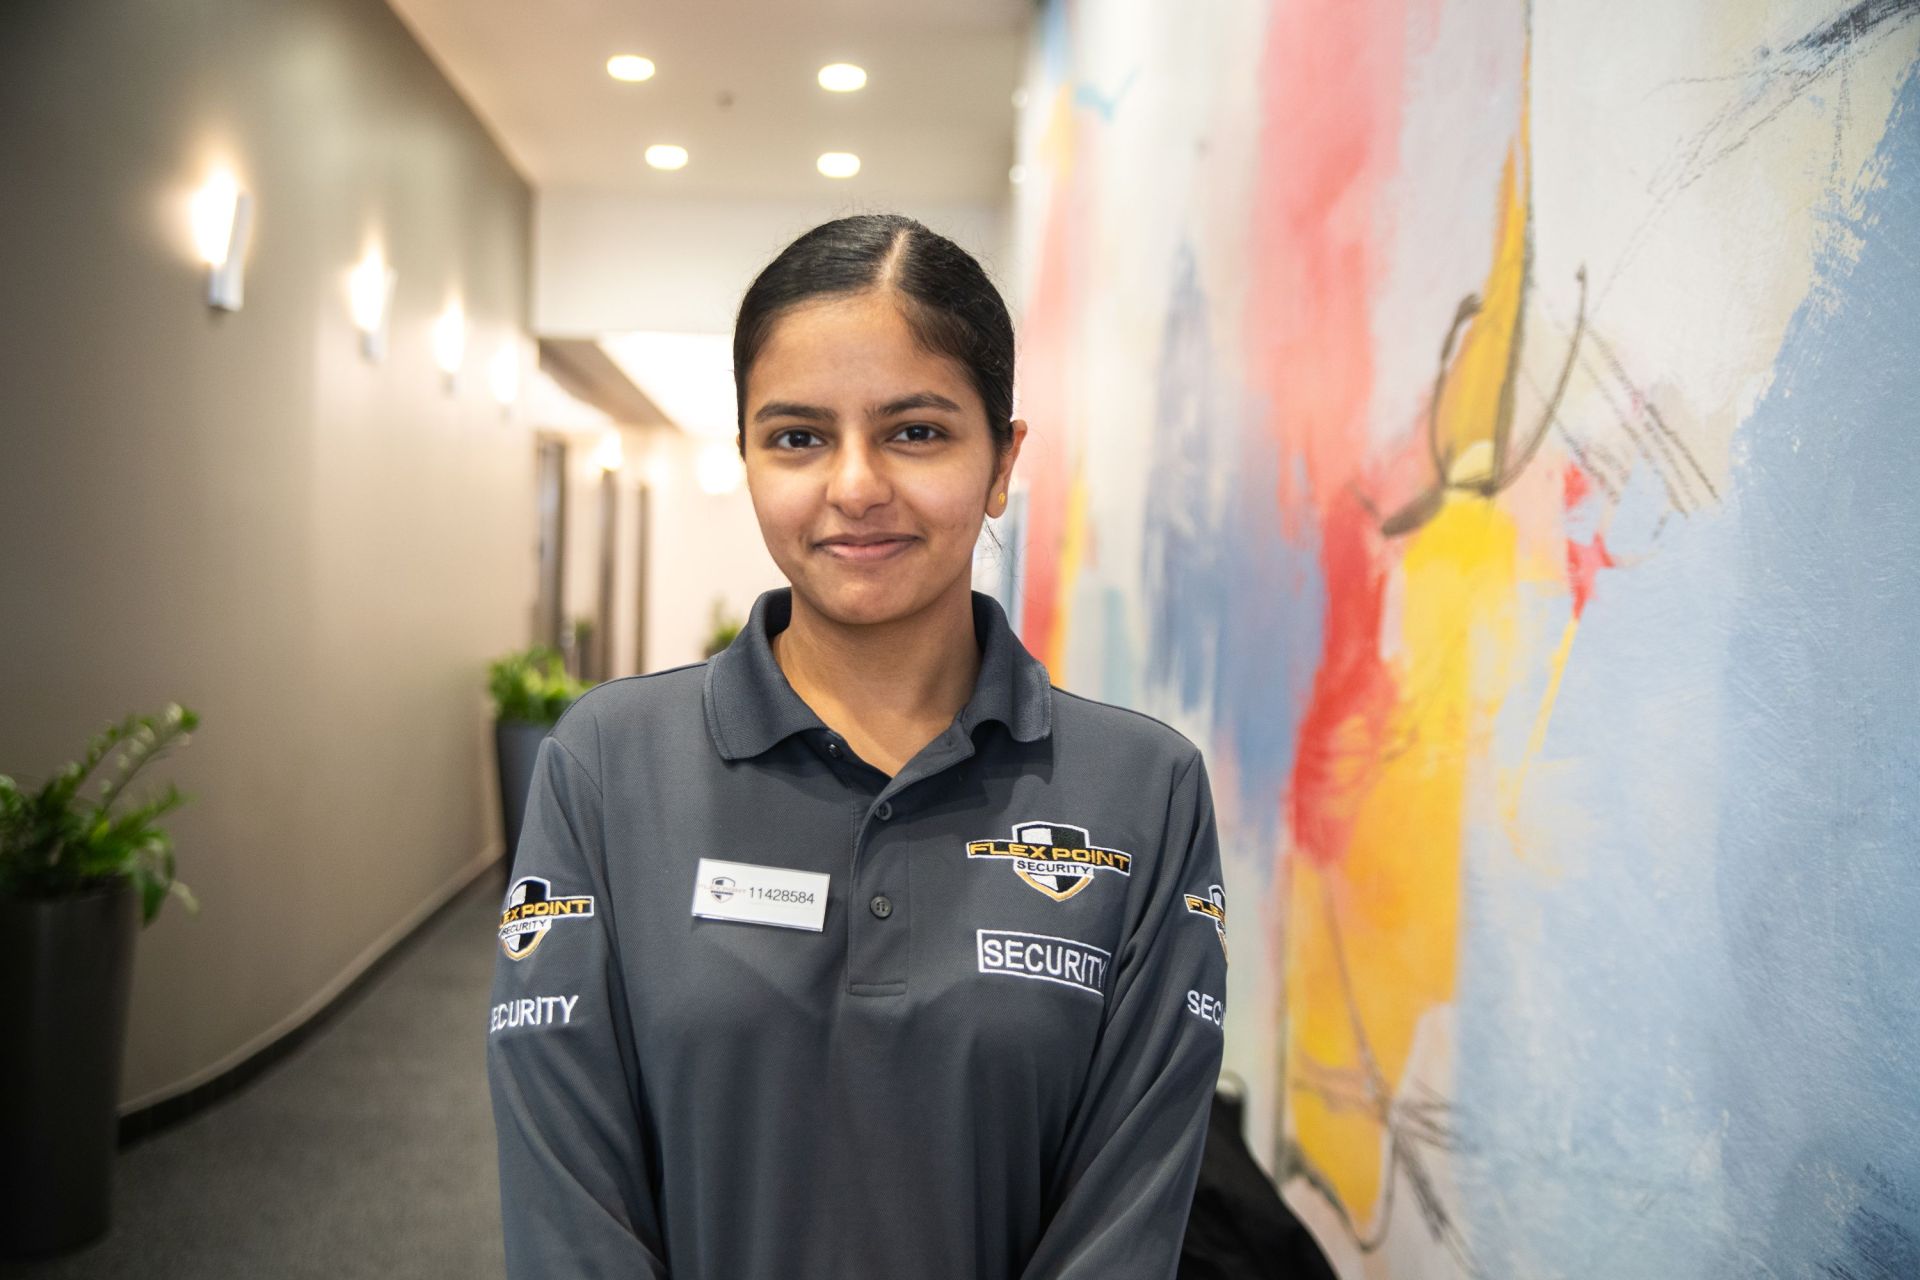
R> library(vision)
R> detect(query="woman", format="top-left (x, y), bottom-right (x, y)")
top-left (488, 214), bottom-right (1229, 1280)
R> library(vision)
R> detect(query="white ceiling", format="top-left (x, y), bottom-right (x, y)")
top-left (384, 0), bottom-right (1033, 204)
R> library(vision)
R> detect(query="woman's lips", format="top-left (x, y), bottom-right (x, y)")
top-left (819, 538), bottom-right (915, 563)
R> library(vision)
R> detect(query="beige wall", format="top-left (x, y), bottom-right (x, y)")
top-left (637, 429), bottom-right (786, 673)
top-left (0, 0), bottom-right (536, 1108)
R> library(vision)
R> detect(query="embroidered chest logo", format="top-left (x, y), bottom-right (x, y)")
top-left (498, 875), bottom-right (596, 961)
top-left (1184, 883), bottom-right (1229, 960)
top-left (966, 821), bottom-right (1133, 902)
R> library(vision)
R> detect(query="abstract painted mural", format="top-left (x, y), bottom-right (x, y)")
top-left (998, 1), bottom-right (1920, 1275)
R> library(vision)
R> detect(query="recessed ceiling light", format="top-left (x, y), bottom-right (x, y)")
top-left (817, 151), bottom-right (860, 179)
top-left (818, 63), bottom-right (867, 93)
top-left (607, 54), bottom-right (656, 82)
top-left (645, 144), bottom-right (689, 171)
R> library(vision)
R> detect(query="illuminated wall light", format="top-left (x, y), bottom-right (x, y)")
top-left (489, 342), bottom-right (520, 408)
top-left (816, 151), bottom-right (860, 179)
top-left (191, 169), bottom-right (253, 311)
top-left (1009, 164), bottom-right (1028, 185)
top-left (432, 300), bottom-right (465, 389)
top-left (606, 54), bottom-right (655, 82)
top-left (817, 63), bottom-right (867, 92)
top-left (590, 429), bottom-right (625, 473)
top-left (696, 440), bottom-right (745, 495)
top-left (348, 247), bottom-right (396, 361)
top-left (645, 144), bottom-right (689, 171)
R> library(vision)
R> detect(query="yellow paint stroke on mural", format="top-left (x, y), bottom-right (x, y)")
top-left (1437, 120), bottom-right (1529, 488)
top-left (1287, 495), bottom-right (1518, 1223)
top-left (1286, 118), bottom-right (1531, 1230)
top-left (1502, 612), bottom-right (1581, 858)
top-left (1046, 462), bottom-right (1091, 674)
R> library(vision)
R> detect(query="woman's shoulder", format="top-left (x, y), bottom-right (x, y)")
top-left (1046, 684), bottom-right (1205, 776)
top-left (543, 660), bottom-right (712, 778)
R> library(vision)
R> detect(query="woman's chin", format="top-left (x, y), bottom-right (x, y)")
top-left (794, 573), bottom-right (938, 627)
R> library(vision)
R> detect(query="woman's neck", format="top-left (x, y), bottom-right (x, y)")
top-left (771, 582), bottom-right (983, 766)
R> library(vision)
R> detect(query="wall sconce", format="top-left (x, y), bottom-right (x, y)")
top-left (191, 169), bottom-right (253, 311)
top-left (348, 247), bottom-right (396, 361)
top-left (432, 301), bottom-right (465, 391)
top-left (488, 342), bottom-right (519, 409)
top-left (590, 429), bottom-right (625, 473)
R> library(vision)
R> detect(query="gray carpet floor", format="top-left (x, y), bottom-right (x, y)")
top-left (4, 868), bottom-right (509, 1279)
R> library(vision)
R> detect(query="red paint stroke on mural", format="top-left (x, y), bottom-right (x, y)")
top-left (1285, 491), bottom-right (1399, 868)
top-left (1566, 535), bottom-right (1615, 619)
top-left (1245, 0), bottom-right (1416, 868)
top-left (1014, 142), bottom-right (1078, 665)
top-left (1562, 463), bottom-right (1615, 618)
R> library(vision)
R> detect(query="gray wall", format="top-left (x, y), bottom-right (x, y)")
top-left (0, 0), bottom-right (535, 1107)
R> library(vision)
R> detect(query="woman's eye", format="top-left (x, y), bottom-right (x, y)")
top-left (896, 423), bottom-right (942, 444)
top-left (773, 429), bottom-right (819, 450)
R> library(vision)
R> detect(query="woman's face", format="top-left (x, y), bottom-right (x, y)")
top-left (742, 288), bottom-right (1023, 628)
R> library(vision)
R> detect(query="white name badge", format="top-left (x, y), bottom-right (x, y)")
top-left (691, 858), bottom-right (830, 932)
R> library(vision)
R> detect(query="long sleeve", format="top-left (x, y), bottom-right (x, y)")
top-left (486, 731), bottom-right (668, 1279)
top-left (1019, 748), bottom-right (1231, 1280)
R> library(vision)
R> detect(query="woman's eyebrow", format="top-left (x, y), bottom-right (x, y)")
top-left (752, 391), bottom-right (963, 425)
top-left (873, 391), bottom-right (963, 417)
top-left (753, 400), bottom-right (834, 424)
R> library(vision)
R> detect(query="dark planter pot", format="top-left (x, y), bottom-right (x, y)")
top-left (0, 879), bottom-right (138, 1258)
top-left (495, 718), bottom-right (553, 876)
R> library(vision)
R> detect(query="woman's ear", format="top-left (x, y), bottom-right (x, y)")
top-left (991, 419), bottom-right (1029, 516)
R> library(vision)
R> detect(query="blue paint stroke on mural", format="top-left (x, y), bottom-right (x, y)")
top-left (1072, 67), bottom-right (1139, 122)
top-left (1098, 583), bottom-right (1137, 709)
top-left (1453, 62), bottom-right (1920, 1279)
top-left (1141, 244), bottom-right (1321, 855)
top-left (1454, 499), bottom-right (1744, 1279)
top-left (1708, 61), bottom-right (1920, 1280)
top-left (1039, 0), bottom-right (1071, 93)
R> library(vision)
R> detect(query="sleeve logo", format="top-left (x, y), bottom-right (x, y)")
top-left (965, 820), bottom-right (1133, 902)
top-left (498, 875), bottom-right (596, 961)
top-left (1184, 883), bottom-right (1229, 961)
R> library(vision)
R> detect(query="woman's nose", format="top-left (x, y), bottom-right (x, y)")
top-left (826, 439), bottom-right (890, 514)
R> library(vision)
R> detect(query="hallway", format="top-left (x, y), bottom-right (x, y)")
top-left (7, 872), bottom-right (507, 1280)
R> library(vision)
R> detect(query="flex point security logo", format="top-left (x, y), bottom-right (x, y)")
top-left (1184, 883), bottom-right (1228, 961)
top-left (705, 875), bottom-right (737, 904)
top-left (498, 875), bottom-right (595, 961)
top-left (966, 821), bottom-right (1133, 902)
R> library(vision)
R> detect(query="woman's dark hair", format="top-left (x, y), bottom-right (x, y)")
top-left (732, 214), bottom-right (1015, 466)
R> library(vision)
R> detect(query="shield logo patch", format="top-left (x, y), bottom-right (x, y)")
top-left (966, 821), bottom-right (1133, 903)
top-left (498, 875), bottom-right (596, 961)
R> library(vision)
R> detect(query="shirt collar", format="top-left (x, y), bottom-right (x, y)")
top-left (703, 585), bottom-right (1053, 762)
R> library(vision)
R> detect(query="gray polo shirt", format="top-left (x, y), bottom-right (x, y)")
top-left (487, 585), bottom-right (1228, 1280)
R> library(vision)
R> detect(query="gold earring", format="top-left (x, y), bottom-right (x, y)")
top-left (996, 491), bottom-right (1006, 503)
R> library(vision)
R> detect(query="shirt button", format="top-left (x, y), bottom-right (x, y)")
top-left (825, 739), bottom-right (841, 757)
top-left (869, 894), bottom-right (893, 919)
top-left (874, 800), bottom-right (893, 821)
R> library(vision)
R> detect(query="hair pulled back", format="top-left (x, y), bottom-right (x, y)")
top-left (732, 214), bottom-right (1015, 461)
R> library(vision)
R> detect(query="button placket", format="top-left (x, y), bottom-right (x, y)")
top-left (847, 786), bottom-right (910, 993)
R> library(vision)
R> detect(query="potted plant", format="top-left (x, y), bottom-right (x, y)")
top-left (488, 646), bottom-right (589, 873)
top-left (702, 596), bottom-right (742, 658)
top-left (0, 703), bottom-right (200, 1258)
